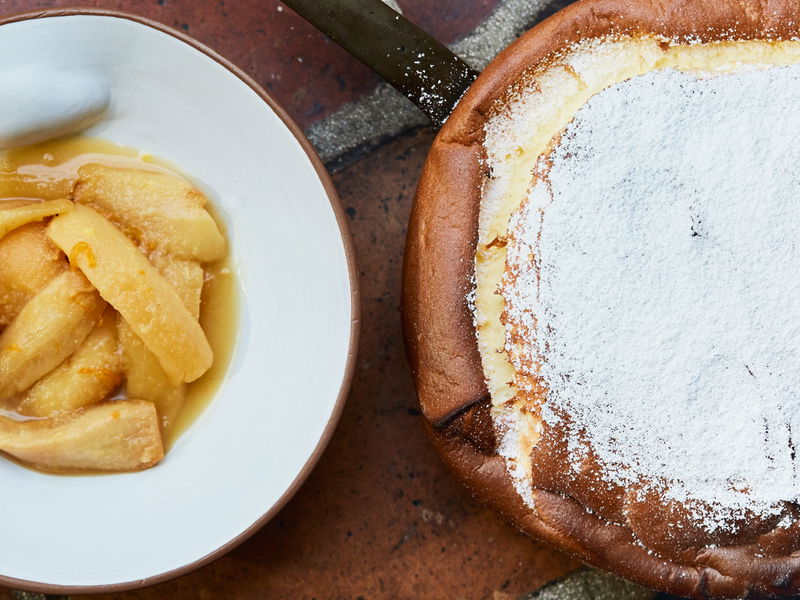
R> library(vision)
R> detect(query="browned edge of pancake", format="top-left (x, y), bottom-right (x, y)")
top-left (401, 0), bottom-right (800, 597)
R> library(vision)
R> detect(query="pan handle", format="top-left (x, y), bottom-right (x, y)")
top-left (280, 0), bottom-right (479, 126)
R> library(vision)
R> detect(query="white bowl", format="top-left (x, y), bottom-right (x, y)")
top-left (0, 9), bottom-right (359, 593)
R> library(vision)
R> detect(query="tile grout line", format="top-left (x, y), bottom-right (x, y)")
top-left (516, 568), bottom-right (659, 600)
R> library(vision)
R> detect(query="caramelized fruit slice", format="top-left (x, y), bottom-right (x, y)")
top-left (151, 255), bottom-right (204, 320)
top-left (0, 399), bottom-right (163, 473)
top-left (73, 164), bottom-right (225, 261)
top-left (0, 222), bottom-right (67, 327)
top-left (0, 199), bottom-right (73, 239)
top-left (0, 200), bottom-right (35, 210)
top-left (0, 173), bottom-right (73, 201)
top-left (118, 320), bottom-right (184, 435)
top-left (15, 309), bottom-right (122, 417)
top-left (48, 204), bottom-right (213, 384)
top-left (119, 257), bottom-right (203, 435)
top-left (0, 270), bottom-right (105, 400)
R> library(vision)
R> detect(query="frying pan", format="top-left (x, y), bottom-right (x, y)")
top-left (281, 1), bottom-right (800, 598)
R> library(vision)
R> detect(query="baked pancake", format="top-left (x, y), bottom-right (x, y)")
top-left (403, 0), bottom-right (800, 597)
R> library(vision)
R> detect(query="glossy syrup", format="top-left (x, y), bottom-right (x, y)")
top-left (0, 135), bottom-right (238, 449)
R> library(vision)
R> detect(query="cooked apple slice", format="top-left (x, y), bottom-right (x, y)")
top-left (151, 254), bottom-right (204, 320)
top-left (47, 205), bottom-right (213, 384)
top-left (119, 256), bottom-right (203, 433)
top-left (0, 199), bottom-right (35, 210)
top-left (72, 164), bottom-right (225, 261)
top-left (15, 310), bottom-right (122, 417)
top-left (119, 320), bottom-right (184, 434)
top-left (0, 173), bottom-right (72, 201)
top-left (0, 199), bottom-right (72, 239)
top-left (0, 223), bottom-right (67, 327)
top-left (0, 399), bottom-right (163, 473)
top-left (0, 270), bottom-right (105, 400)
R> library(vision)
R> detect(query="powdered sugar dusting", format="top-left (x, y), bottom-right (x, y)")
top-left (504, 65), bottom-right (800, 530)
top-left (495, 403), bottom-right (537, 507)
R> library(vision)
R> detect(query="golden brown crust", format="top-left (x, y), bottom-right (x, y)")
top-left (402, 140), bottom-right (487, 426)
top-left (401, 0), bottom-right (800, 597)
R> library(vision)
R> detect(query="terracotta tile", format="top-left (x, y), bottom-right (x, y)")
top-left (0, 0), bottom-right (499, 130)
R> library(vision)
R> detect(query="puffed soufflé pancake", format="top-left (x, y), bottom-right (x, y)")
top-left (402, 0), bottom-right (800, 597)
